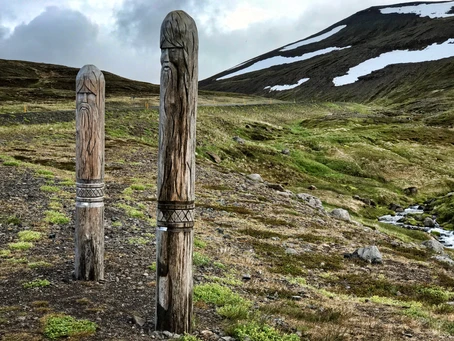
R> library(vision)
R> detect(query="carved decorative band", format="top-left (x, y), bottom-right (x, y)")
top-left (76, 182), bottom-right (105, 203)
top-left (157, 201), bottom-right (195, 228)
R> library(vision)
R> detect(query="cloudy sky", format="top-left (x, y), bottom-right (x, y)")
top-left (0, 0), bottom-right (444, 83)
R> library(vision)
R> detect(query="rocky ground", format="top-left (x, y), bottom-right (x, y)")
top-left (1, 106), bottom-right (454, 341)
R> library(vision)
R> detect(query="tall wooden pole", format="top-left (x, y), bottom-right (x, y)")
top-left (75, 64), bottom-right (105, 281)
top-left (156, 10), bottom-right (198, 333)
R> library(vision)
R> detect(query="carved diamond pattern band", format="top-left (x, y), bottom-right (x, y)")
top-left (157, 201), bottom-right (195, 228)
top-left (76, 182), bottom-right (104, 203)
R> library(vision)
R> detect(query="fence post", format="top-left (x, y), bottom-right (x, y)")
top-left (155, 10), bottom-right (198, 333)
top-left (75, 64), bottom-right (105, 281)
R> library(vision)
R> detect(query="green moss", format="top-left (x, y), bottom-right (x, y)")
top-left (5, 215), bottom-right (21, 225)
top-left (193, 252), bottom-right (211, 266)
top-left (18, 230), bottom-right (42, 242)
top-left (148, 262), bottom-right (156, 271)
top-left (8, 241), bottom-right (33, 250)
top-left (117, 203), bottom-right (145, 219)
top-left (130, 184), bottom-right (146, 191)
top-left (233, 321), bottom-right (299, 341)
top-left (42, 314), bottom-right (97, 339)
top-left (194, 283), bottom-right (246, 307)
top-left (0, 249), bottom-right (12, 258)
top-left (44, 210), bottom-right (70, 225)
top-left (28, 261), bottom-right (52, 269)
top-left (127, 237), bottom-right (149, 245)
top-left (3, 161), bottom-right (19, 167)
top-left (194, 238), bottom-right (207, 248)
top-left (23, 279), bottom-right (50, 289)
top-left (40, 185), bottom-right (60, 193)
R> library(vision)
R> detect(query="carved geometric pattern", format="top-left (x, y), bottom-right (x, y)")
top-left (77, 187), bottom-right (105, 198)
top-left (157, 201), bottom-right (195, 228)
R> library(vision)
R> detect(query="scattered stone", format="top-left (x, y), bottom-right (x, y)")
top-left (330, 208), bottom-right (351, 222)
top-left (434, 254), bottom-right (454, 266)
top-left (242, 274), bottom-right (251, 280)
top-left (132, 315), bottom-right (146, 328)
top-left (346, 246), bottom-right (383, 264)
top-left (201, 330), bottom-right (217, 340)
top-left (247, 174), bottom-right (263, 182)
top-left (422, 239), bottom-right (444, 254)
top-left (297, 193), bottom-right (324, 211)
top-left (352, 195), bottom-right (376, 207)
top-left (267, 183), bottom-right (285, 191)
top-left (221, 337), bottom-right (236, 341)
top-left (285, 248), bottom-right (298, 255)
top-left (423, 217), bottom-right (435, 228)
top-left (163, 331), bottom-right (174, 338)
top-left (281, 148), bottom-right (290, 155)
top-left (207, 151), bottom-right (221, 163)
top-left (308, 185), bottom-right (317, 190)
top-left (388, 203), bottom-right (403, 212)
top-left (277, 191), bottom-right (292, 197)
top-left (233, 136), bottom-right (245, 144)
top-left (291, 296), bottom-right (302, 301)
top-left (404, 187), bottom-right (418, 196)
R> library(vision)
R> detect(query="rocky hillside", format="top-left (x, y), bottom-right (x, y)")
top-left (0, 58), bottom-right (160, 102)
top-left (200, 1), bottom-right (454, 111)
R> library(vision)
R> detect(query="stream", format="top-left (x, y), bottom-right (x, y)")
top-left (378, 206), bottom-right (454, 249)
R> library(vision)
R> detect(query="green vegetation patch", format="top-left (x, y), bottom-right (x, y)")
top-left (117, 203), bottom-right (145, 219)
top-left (28, 261), bottom-right (52, 269)
top-left (23, 279), bottom-right (50, 289)
top-left (3, 161), bottom-right (20, 167)
top-left (42, 314), bottom-right (97, 339)
top-left (193, 252), bottom-right (211, 267)
top-left (40, 185), bottom-right (60, 193)
top-left (194, 238), bottom-right (207, 248)
top-left (0, 249), bottom-right (12, 258)
top-left (18, 230), bottom-right (42, 242)
top-left (8, 241), bottom-right (33, 250)
top-left (44, 210), bottom-right (70, 225)
top-left (233, 321), bottom-right (299, 341)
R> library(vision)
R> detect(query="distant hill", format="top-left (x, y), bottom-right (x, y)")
top-left (200, 1), bottom-right (454, 111)
top-left (0, 59), bottom-right (159, 102)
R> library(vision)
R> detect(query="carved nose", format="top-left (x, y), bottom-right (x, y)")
top-left (83, 93), bottom-right (88, 103)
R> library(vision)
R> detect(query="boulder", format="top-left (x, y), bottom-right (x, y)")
top-left (281, 148), bottom-right (290, 155)
top-left (330, 208), bottom-right (351, 222)
top-left (308, 185), bottom-right (317, 190)
top-left (347, 246), bottom-right (383, 264)
top-left (422, 239), bottom-right (444, 254)
top-left (206, 151), bottom-right (221, 163)
top-left (433, 254), bottom-right (454, 267)
top-left (247, 174), bottom-right (263, 182)
top-left (267, 183), bottom-right (285, 191)
top-left (297, 193), bottom-right (324, 211)
top-left (404, 187), bottom-right (418, 196)
top-left (423, 217), bottom-right (435, 228)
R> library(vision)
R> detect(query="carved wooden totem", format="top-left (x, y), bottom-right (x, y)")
top-left (75, 64), bottom-right (105, 281)
top-left (156, 10), bottom-right (198, 333)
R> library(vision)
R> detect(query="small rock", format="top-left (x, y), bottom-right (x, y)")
top-left (330, 208), bottom-right (351, 222)
top-left (308, 185), bottom-right (317, 190)
top-left (349, 246), bottom-right (383, 264)
top-left (207, 152), bottom-right (221, 164)
top-left (163, 331), bottom-right (174, 338)
top-left (233, 136), bottom-right (245, 144)
top-left (221, 337), bottom-right (236, 341)
top-left (285, 248), bottom-right (298, 255)
top-left (404, 187), bottom-right (418, 196)
top-left (435, 254), bottom-right (454, 266)
top-left (281, 149), bottom-right (290, 155)
top-left (132, 315), bottom-right (146, 327)
top-left (247, 174), bottom-right (263, 182)
top-left (291, 296), bottom-right (302, 301)
top-left (277, 191), bottom-right (292, 197)
top-left (297, 193), bottom-right (324, 211)
top-left (242, 274), bottom-right (251, 280)
top-left (422, 239), bottom-right (444, 254)
top-left (423, 217), bottom-right (435, 228)
top-left (267, 183), bottom-right (285, 191)
top-left (389, 203), bottom-right (403, 212)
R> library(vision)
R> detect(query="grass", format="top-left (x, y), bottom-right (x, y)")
top-left (193, 252), bottom-right (211, 266)
top-left (40, 185), bottom-right (60, 193)
top-left (42, 314), bottom-right (97, 339)
top-left (28, 261), bottom-right (52, 269)
top-left (117, 203), bottom-right (146, 219)
top-left (3, 160), bottom-right (19, 166)
top-left (232, 322), bottom-right (300, 341)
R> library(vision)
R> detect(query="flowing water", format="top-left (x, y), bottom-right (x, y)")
top-left (378, 205), bottom-right (454, 249)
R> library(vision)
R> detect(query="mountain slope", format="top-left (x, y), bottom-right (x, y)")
top-left (200, 1), bottom-right (454, 110)
top-left (0, 58), bottom-right (160, 102)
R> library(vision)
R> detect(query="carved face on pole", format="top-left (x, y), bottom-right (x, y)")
top-left (160, 10), bottom-right (198, 115)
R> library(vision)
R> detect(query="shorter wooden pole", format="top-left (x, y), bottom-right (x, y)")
top-left (74, 64), bottom-right (105, 281)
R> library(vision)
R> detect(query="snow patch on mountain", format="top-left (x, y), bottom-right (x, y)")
top-left (217, 46), bottom-right (351, 81)
top-left (264, 78), bottom-right (310, 91)
top-left (333, 39), bottom-right (454, 86)
top-left (280, 25), bottom-right (347, 52)
top-left (380, 1), bottom-right (454, 18)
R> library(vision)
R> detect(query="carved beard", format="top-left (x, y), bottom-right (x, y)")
top-left (162, 62), bottom-right (183, 116)
top-left (78, 102), bottom-right (99, 156)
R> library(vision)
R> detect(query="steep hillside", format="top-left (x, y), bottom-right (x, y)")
top-left (0, 58), bottom-right (160, 102)
top-left (200, 1), bottom-right (454, 110)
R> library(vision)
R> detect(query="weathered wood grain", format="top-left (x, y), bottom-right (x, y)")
top-left (156, 10), bottom-right (198, 333)
top-left (75, 64), bottom-right (105, 281)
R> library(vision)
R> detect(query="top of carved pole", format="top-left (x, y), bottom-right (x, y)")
top-left (157, 11), bottom-right (198, 228)
top-left (75, 64), bottom-right (105, 183)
